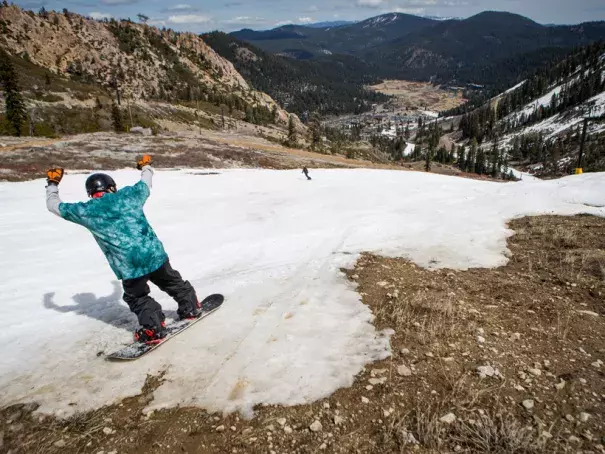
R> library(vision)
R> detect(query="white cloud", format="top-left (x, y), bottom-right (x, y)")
top-left (167, 3), bottom-right (194, 11)
top-left (100, 0), bottom-right (140, 5)
top-left (275, 20), bottom-right (294, 26)
top-left (390, 6), bottom-right (426, 14)
top-left (356, 0), bottom-right (387, 7)
top-left (148, 18), bottom-right (167, 26)
top-left (167, 14), bottom-right (212, 24)
top-left (225, 16), bottom-right (266, 25)
top-left (89, 11), bottom-right (112, 20)
top-left (298, 16), bottom-right (314, 23)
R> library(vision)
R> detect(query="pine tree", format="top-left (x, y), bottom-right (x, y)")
top-left (425, 149), bottom-right (431, 172)
top-left (287, 114), bottom-right (297, 147)
top-left (111, 101), bottom-right (124, 133)
top-left (309, 112), bottom-right (322, 150)
top-left (458, 147), bottom-right (466, 171)
top-left (490, 143), bottom-right (499, 177)
top-left (0, 50), bottom-right (27, 136)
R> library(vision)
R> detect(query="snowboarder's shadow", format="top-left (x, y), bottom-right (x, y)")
top-left (43, 281), bottom-right (178, 332)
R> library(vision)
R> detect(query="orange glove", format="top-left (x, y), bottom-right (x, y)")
top-left (46, 168), bottom-right (64, 185)
top-left (137, 155), bottom-right (152, 170)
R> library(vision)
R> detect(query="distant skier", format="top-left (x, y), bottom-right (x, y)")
top-left (302, 166), bottom-right (312, 180)
top-left (45, 155), bottom-right (202, 344)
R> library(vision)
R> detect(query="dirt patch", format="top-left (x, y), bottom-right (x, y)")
top-left (2, 215), bottom-right (604, 453)
top-left (0, 132), bottom-right (393, 182)
top-left (370, 80), bottom-right (467, 113)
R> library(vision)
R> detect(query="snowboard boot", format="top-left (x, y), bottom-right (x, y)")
top-left (177, 300), bottom-right (203, 321)
top-left (134, 321), bottom-right (167, 344)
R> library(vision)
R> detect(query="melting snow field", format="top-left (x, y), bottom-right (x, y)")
top-left (1, 169), bottom-right (605, 418)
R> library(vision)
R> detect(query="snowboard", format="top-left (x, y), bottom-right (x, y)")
top-left (106, 294), bottom-right (224, 361)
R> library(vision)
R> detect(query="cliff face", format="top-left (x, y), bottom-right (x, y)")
top-left (0, 5), bottom-right (293, 124)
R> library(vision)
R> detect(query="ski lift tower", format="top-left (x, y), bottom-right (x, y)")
top-left (576, 113), bottom-right (605, 175)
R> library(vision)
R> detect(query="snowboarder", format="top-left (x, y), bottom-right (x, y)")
top-left (45, 156), bottom-right (202, 344)
top-left (302, 166), bottom-right (312, 180)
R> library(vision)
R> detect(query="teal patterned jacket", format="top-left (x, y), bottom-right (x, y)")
top-left (46, 169), bottom-right (168, 280)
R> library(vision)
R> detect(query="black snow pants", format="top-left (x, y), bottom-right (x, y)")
top-left (122, 260), bottom-right (198, 329)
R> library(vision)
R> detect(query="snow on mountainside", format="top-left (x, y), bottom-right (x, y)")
top-left (496, 53), bottom-right (605, 143)
top-left (1, 169), bottom-right (604, 417)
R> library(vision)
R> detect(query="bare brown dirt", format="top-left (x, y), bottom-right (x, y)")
top-left (0, 131), bottom-right (493, 182)
top-left (2, 215), bottom-right (604, 453)
top-left (369, 80), bottom-right (467, 113)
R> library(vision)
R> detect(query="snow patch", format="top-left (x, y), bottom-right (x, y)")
top-left (0, 169), bottom-right (604, 417)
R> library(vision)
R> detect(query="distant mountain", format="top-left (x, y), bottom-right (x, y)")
top-left (231, 13), bottom-right (436, 58)
top-left (203, 32), bottom-right (388, 117)
top-left (305, 21), bottom-right (355, 28)
top-left (232, 11), bottom-right (605, 90)
top-left (370, 11), bottom-right (605, 84)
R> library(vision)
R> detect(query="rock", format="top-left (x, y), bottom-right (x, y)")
top-left (400, 348), bottom-right (410, 355)
top-left (377, 281), bottom-right (388, 287)
top-left (277, 418), bottom-right (287, 427)
top-left (309, 420), bottom-right (323, 432)
top-left (514, 384), bottom-right (525, 391)
top-left (54, 440), bottom-right (67, 448)
top-left (397, 365), bottom-right (412, 377)
top-left (555, 380), bottom-right (566, 390)
top-left (371, 369), bottom-right (387, 377)
top-left (591, 360), bottom-right (603, 368)
top-left (319, 443), bottom-right (327, 450)
top-left (580, 412), bottom-right (591, 422)
top-left (361, 396), bottom-right (370, 404)
top-left (568, 435), bottom-right (581, 443)
top-left (216, 425), bottom-right (225, 433)
top-left (510, 332), bottom-right (521, 341)
top-left (477, 336), bottom-right (486, 344)
top-left (369, 377), bottom-right (387, 385)
top-left (102, 427), bottom-right (114, 435)
top-left (284, 426), bottom-right (293, 434)
top-left (577, 310), bottom-right (599, 317)
top-left (565, 414), bottom-right (575, 422)
top-left (477, 365), bottom-right (500, 379)
top-left (477, 328), bottom-right (485, 335)
top-left (130, 126), bottom-right (152, 136)
top-left (543, 359), bottom-right (551, 368)
top-left (522, 400), bottom-right (534, 410)
top-left (334, 415), bottom-right (345, 425)
top-left (242, 428), bottom-right (253, 436)
top-left (540, 431), bottom-right (553, 439)
top-left (366, 385), bottom-right (373, 391)
top-left (425, 352), bottom-right (434, 358)
top-left (528, 368), bottom-right (542, 377)
top-left (231, 426), bottom-right (237, 431)
top-left (439, 413), bottom-right (457, 424)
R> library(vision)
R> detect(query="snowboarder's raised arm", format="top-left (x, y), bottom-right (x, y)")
top-left (45, 168), bottom-right (64, 217)
top-left (137, 155), bottom-right (153, 189)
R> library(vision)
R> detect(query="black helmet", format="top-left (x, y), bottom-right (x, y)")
top-left (85, 173), bottom-right (117, 197)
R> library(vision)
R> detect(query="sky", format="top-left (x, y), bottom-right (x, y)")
top-left (14, 0), bottom-right (605, 33)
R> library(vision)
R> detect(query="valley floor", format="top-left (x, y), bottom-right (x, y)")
top-left (1, 169), bottom-right (604, 453)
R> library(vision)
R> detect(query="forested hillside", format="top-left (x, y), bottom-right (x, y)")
top-left (204, 32), bottom-right (388, 117)
top-left (0, 5), bottom-right (297, 136)
top-left (455, 43), bottom-right (605, 175)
